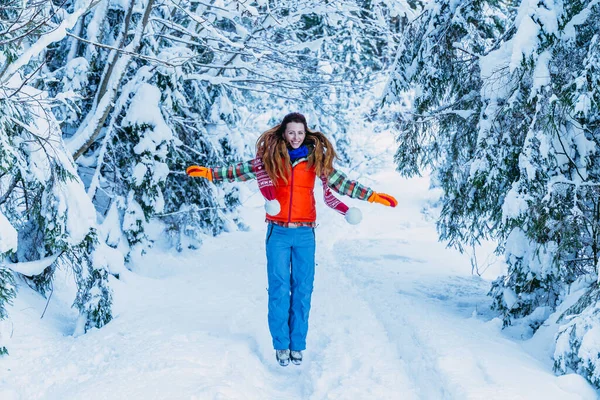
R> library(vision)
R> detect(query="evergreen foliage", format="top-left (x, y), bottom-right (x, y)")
top-left (382, 0), bottom-right (600, 387)
top-left (1, 0), bottom-right (113, 338)
top-left (71, 234), bottom-right (113, 334)
top-left (0, 266), bottom-right (15, 356)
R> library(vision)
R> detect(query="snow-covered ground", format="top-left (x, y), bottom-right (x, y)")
top-left (1, 159), bottom-right (598, 399)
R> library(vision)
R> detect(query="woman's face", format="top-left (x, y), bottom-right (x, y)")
top-left (283, 122), bottom-right (306, 149)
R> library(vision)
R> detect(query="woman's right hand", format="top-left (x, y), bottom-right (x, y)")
top-left (368, 192), bottom-right (397, 207)
top-left (186, 166), bottom-right (213, 181)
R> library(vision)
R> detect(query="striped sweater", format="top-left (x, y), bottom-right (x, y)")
top-left (211, 157), bottom-right (374, 201)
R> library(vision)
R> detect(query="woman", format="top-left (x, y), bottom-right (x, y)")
top-left (186, 113), bottom-right (397, 366)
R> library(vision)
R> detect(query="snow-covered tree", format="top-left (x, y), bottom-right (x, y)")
top-left (0, 1), bottom-right (113, 344)
top-left (0, 80), bottom-right (113, 333)
top-left (380, 0), bottom-right (600, 387)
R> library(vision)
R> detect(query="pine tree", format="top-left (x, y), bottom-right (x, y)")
top-left (381, 0), bottom-right (600, 388)
top-left (1, 0), bottom-right (113, 338)
top-left (0, 265), bottom-right (16, 356)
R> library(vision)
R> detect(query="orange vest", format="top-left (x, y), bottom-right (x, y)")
top-left (267, 161), bottom-right (317, 223)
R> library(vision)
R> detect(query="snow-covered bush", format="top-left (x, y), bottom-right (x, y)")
top-left (113, 83), bottom-right (174, 246)
top-left (0, 266), bottom-right (16, 356)
top-left (489, 229), bottom-right (562, 331)
top-left (554, 285), bottom-right (600, 387)
top-left (72, 235), bottom-right (113, 336)
top-left (1, 0), bottom-right (114, 323)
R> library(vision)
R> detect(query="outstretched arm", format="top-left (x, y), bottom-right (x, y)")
top-left (326, 168), bottom-right (397, 207)
top-left (326, 168), bottom-right (374, 200)
top-left (187, 158), bottom-right (281, 216)
top-left (187, 160), bottom-right (256, 183)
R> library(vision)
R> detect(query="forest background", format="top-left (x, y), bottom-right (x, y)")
top-left (1, 0), bottom-right (600, 390)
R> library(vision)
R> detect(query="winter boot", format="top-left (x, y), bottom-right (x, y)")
top-left (290, 350), bottom-right (302, 365)
top-left (276, 349), bottom-right (290, 367)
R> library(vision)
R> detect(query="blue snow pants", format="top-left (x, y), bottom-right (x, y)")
top-left (265, 223), bottom-right (316, 351)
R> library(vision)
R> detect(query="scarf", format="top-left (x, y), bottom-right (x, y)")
top-left (288, 145), bottom-right (309, 162)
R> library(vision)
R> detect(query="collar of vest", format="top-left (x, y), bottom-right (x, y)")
top-left (291, 156), bottom-right (309, 167)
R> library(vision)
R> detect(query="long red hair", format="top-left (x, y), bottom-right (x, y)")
top-left (256, 113), bottom-right (337, 184)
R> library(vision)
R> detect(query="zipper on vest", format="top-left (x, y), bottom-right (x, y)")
top-left (288, 165), bottom-right (295, 223)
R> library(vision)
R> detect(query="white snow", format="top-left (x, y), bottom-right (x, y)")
top-left (123, 84), bottom-right (167, 131)
top-left (122, 194), bottom-right (145, 234)
top-left (503, 287), bottom-right (518, 310)
top-left (510, 0), bottom-right (558, 72)
top-left (58, 177), bottom-right (98, 245)
top-left (99, 201), bottom-right (125, 249)
top-left (0, 211), bottom-right (18, 254)
top-left (504, 228), bottom-right (529, 259)
top-left (502, 187), bottom-right (530, 222)
top-left (124, 84), bottom-right (174, 155)
top-left (287, 38), bottom-right (325, 52)
top-left (319, 61), bottom-right (334, 75)
top-left (1, 151), bottom-right (597, 399)
top-left (479, 0), bottom-right (558, 103)
top-left (93, 242), bottom-right (126, 278)
top-left (578, 326), bottom-right (600, 366)
top-left (562, 0), bottom-right (600, 40)
top-left (531, 50), bottom-right (552, 98)
top-left (445, 109), bottom-right (476, 119)
top-left (132, 163), bottom-right (148, 186)
top-left (575, 92), bottom-right (592, 117)
top-left (6, 252), bottom-right (61, 276)
top-left (62, 57), bottom-right (90, 91)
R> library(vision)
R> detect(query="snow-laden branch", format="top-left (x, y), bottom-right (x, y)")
top-left (1, 0), bottom-right (98, 83)
top-left (549, 177), bottom-right (600, 188)
top-left (4, 252), bottom-right (62, 276)
top-left (0, 0), bottom-right (68, 47)
top-left (168, 0), bottom-right (244, 49)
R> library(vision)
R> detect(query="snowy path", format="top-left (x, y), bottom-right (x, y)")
top-left (2, 171), bottom-right (598, 399)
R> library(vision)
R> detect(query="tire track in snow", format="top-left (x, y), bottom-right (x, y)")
top-left (333, 239), bottom-right (458, 399)
top-left (332, 237), bottom-right (597, 400)
top-left (302, 249), bottom-right (419, 400)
